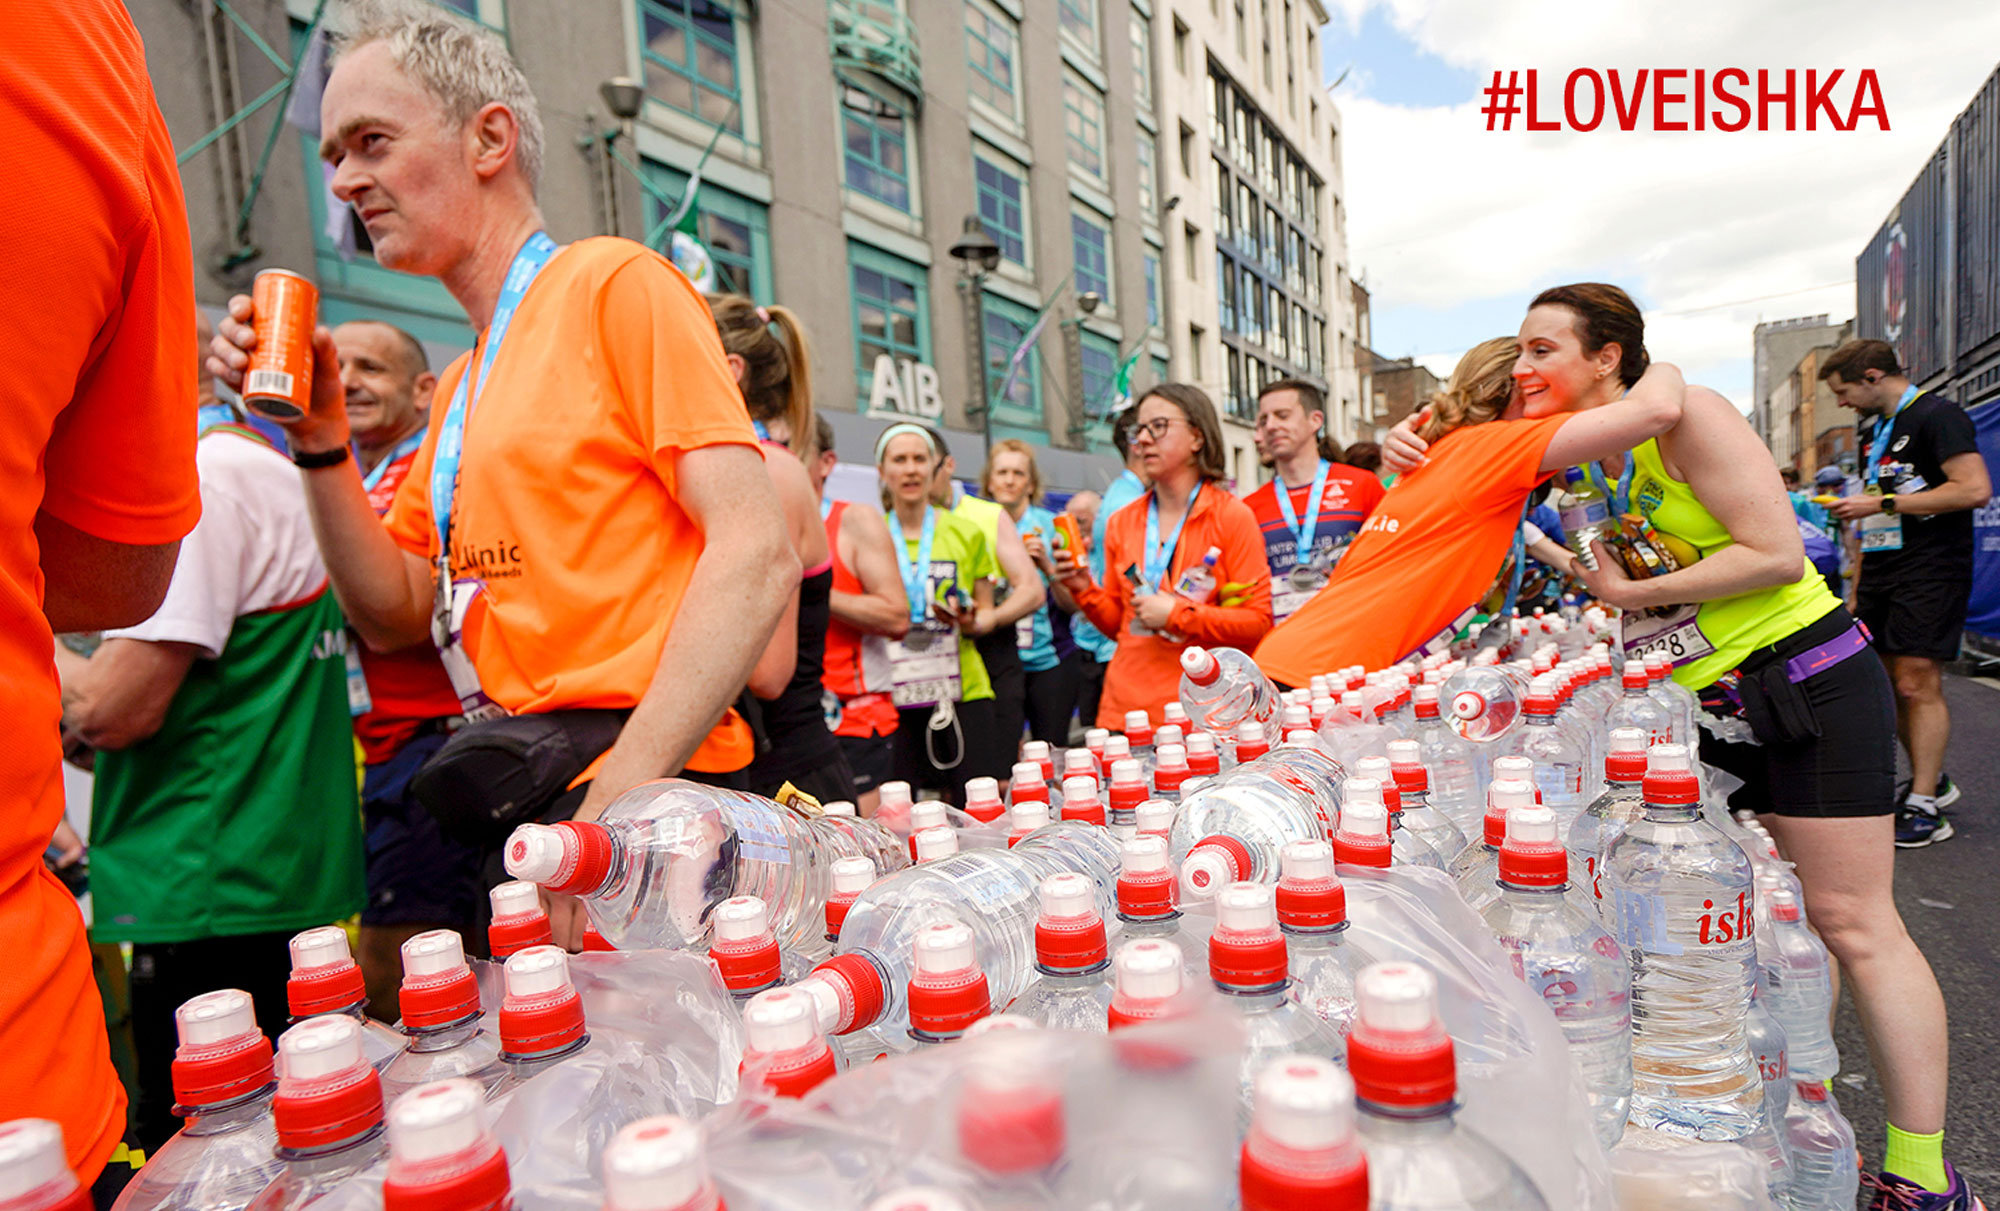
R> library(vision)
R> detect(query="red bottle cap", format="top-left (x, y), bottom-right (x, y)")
top-left (906, 922), bottom-right (991, 1040)
top-left (708, 897), bottom-right (783, 996)
top-left (286, 927), bottom-right (369, 1019)
top-left (1346, 963), bottom-right (1455, 1109)
top-left (1275, 842), bottom-right (1347, 931)
top-left (504, 821), bottom-right (613, 897)
top-left (1208, 884), bottom-right (1289, 992)
top-left (498, 946), bottom-right (588, 1060)
top-left (272, 1018), bottom-right (385, 1152)
top-left (1033, 873), bottom-right (1109, 971)
top-left (1496, 805), bottom-right (1567, 889)
top-left (1182, 833), bottom-right (1253, 897)
top-left (959, 1070), bottom-right (1065, 1176)
top-left (486, 881), bottom-right (554, 960)
top-left (170, 990), bottom-right (275, 1111)
top-left (807, 952), bottom-right (887, 1035)
top-left (740, 988), bottom-right (838, 1099)
top-left (398, 931), bottom-right (481, 1031)
top-left (380, 1081), bottom-right (512, 1211)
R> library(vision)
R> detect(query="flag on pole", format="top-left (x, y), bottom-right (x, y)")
top-left (666, 179), bottom-right (717, 292)
top-left (993, 289), bottom-right (1063, 407)
top-left (1099, 346), bottom-right (1145, 417)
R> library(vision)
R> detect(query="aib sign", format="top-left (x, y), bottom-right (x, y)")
top-left (1881, 221), bottom-right (1908, 344)
top-left (866, 354), bottom-right (943, 419)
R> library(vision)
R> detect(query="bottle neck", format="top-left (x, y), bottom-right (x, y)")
top-left (283, 1122), bottom-right (387, 1165)
top-left (1032, 962), bottom-right (1111, 986)
top-left (408, 1016), bottom-right (485, 1054)
top-left (1642, 801), bottom-right (1701, 822)
top-left (1216, 982), bottom-right (1289, 1007)
top-left (183, 1085), bottom-right (279, 1136)
top-left (1497, 879), bottom-right (1567, 900)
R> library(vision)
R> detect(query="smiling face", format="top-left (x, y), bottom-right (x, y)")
top-left (1514, 305), bottom-right (1619, 417)
top-left (1133, 394), bottom-right (1202, 481)
top-left (986, 449), bottom-right (1033, 508)
top-left (879, 433), bottom-right (937, 507)
top-left (333, 321), bottom-right (431, 443)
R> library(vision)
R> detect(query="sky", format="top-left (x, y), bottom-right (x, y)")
top-left (1318, 0), bottom-right (2000, 413)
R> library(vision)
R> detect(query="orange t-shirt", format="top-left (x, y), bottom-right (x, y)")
top-left (1255, 415), bottom-right (1568, 685)
top-left (383, 237), bottom-right (759, 771)
top-left (1070, 483), bottom-right (1274, 729)
top-left (1, 0), bottom-right (201, 1180)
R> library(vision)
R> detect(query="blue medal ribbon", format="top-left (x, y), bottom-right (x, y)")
top-left (820, 495), bottom-right (834, 522)
top-left (1584, 457), bottom-right (1636, 516)
top-left (1142, 482), bottom-right (1201, 594)
top-left (753, 419), bottom-right (771, 442)
top-left (361, 429), bottom-right (426, 494)
top-left (1274, 459), bottom-right (1330, 570)
top-left (1863, 384), bottom-right (1921, 487)
top-left (890, 505), bottom-right (937, 624)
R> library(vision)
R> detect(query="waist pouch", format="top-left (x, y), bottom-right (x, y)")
top-left (1724, 620), bottom-right (1872, 747)
top-left (412, 709), bottom-right (629, 848)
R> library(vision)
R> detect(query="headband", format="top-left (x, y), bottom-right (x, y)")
top-left (874, 422), bottom-right (940, 464)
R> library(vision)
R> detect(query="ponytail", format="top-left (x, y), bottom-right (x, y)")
top-left (1415, 336), bottom-right (1519, 444)
top-left (704, 292), bottom-right (816, 454)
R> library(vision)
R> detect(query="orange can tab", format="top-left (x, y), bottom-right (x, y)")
top-left (245, 269), bottom-right (318, 422)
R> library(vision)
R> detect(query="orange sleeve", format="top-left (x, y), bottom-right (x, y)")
top-left (1072, 501), bottom-right (1136, 638)
top-left (381, 360), bottom-right (459, 558)
top-left (1168, 496), bottom-right (1273, 647)
top-left (1455, 416), bottom-right (1569, 512)
top-left (597, 254), bottom-right (758, 468)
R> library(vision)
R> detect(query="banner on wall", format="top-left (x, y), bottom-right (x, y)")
top-left (1964, 399), bottom-right (2000, 644)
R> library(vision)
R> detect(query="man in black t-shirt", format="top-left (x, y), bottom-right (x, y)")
top-left (1823, 340), bottom-right (1993, 847)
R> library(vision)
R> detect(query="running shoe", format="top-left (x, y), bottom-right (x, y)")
top-left (1896, 801), bottom-right (1957, 848)
top-left (1865, 1163), bottom-right (1986, 1210)
top-left (1895, 772), bottom-right (1961, 810)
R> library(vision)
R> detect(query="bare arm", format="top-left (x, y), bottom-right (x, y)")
top-left (1830, 450), bottom-right (1991, 521)
top-left (987, 511), bottom-right (1046, 628)
top-left (56, 638), bottom-right (199, 751)
top-left (35, 511), bottom-right (181, 633)
top-left (829, 506), bottom-right (912, 638)
top-left (1539, 363), bottom-right (1686, 473)
top-left (748, 453), bottom-right (822, 699)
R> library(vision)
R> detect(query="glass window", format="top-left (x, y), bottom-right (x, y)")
top-left (1211, 159), bottom-right (1231, 242)
top-left (1264, 205), bottom-right (1281, 273)
top-left (984, 293), bottom-right (1045, 425)
top-left (1242, 266), bottom-right (1262, 344)
top-left (1151, 353), bottom-right (1170, 389)
top-left (849, 242), bottom-right (929, 394)
top-left (1063, 73), bottom-right (1107, 183)
top-left (1143, 250), bottom-right (1161, 329)
top-left (964, 1), bottom-right (1019, 120)
top-left (1236, 182), bottom-right (1255, 249)
top-left (1261, 128), bottom-right (1278, 191)
top-left (644, 161), bottom-right (771, 301)
top-left (974, 153), bottom-right (1028, 266)
top-left (1217, 251), bottom-right (1235, 332)
top-left (1059, 0), bottom-right (1099, 52)
top-left (1081, 331), bottom-right (1119, 415)
top-left (1292, 303), bottom-right (1308, 367)
top-left (1231, 96), bottom-right (1249, 162)
top-left (1183, 223), bottom-right (1200, 280)
top-left (843, 88), bottom-right (911, 212)
top-left (1129, 9), bottom-right (1153, 111)
top-left (1285, 228), bottom-right (1302, 291)
top-left (1272, 295), bottom-right (1288, 363)
top-left (1135, 129), bottom-right (1158, 216)
top-left (1208, 75), bottom-right (1228, 146)
top-left (1071, 211), bottom-right (1113, 302)
top-left (1227, 348), bottom-right (1247, 420)
top-left (1315, 319), bottom-right (1327, 374)
top-left (639, 0), bottom-right (744, 134)
top-left (1307, 246), bottom-right (1321, 305)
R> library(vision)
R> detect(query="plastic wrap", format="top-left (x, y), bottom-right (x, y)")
top-left (1609, 1129), bottom-right (1778, 1210)
top-left (564, 950), bottom-right (745, 1109)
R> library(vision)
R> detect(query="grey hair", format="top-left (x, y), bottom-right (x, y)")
top-left (328, 0), bottom-right (544, 192)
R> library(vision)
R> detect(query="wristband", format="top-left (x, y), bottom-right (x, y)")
top-left (292, 445), bottom-right (351, 470)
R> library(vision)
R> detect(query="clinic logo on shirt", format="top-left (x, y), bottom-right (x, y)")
top-left (453, 538), bottom-right (525, 580)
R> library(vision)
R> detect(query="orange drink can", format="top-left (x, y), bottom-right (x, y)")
top-left (244, 269), bottom-right (318, 421)
top-left (1052, 513), bottom-right (1085, 559)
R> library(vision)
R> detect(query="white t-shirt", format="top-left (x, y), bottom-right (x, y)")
top-left (107, 428), bottom-right (330, 659)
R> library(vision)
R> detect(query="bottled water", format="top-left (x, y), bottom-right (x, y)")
top-left (1008, 761), bottom-right (1049, 812)
top-left (1234, 720), bottom-right (1273, 765)
top-left (739, 987), bottom-right (839, 1099)
top-left (1566, 728), bottom-right (1651, 925)
top-left (1745, 983), bottom-right (1794, 1201)
top-left (1557, 467), bottom-right (1617, 563)
top-left (1604, 744), bottom-right (1763, 1141)
top-left (905, 919), bottom-right (993, 1044)
top-left (1438, 664), bottom-right (1530, 743)
top-left (1009, 873), bottom-right (1114, 1031)
top-left (248, 1019), bottom-right (390, 1211)
top-left (490, 946), bottom-right (593, 1093)
top-left (952, 1028), bottom-right (1069, 1205)
top-left (379, 1080), bottom-right (511, 1211)
top-left (1385, 739), bottom-right (1471, 863)
top-left (963, 776), bottom-right (1007, 825)
top-left (1606, 664), bottom-right (1673, 747)
top-left (1151, 742), bottom-right (1191, 803)
top-left (1501, 676), bottom-right (1588, 828)
top-left (912, 826), bottom-right (958, 862)
top-left (1178, 646), bottom-right (1280, 747)
top-left (794, 824), bottom-right (1119, 1043)
top-left (1124, 709), bottom-right (1156, 758)
top-left (601, 1116), bottom-right (719, 1211)
top-left (1645, 655), bottom-right (1700, 746)
top-left (1207, 883), bottom-right (1345, 1120)
top-left (1085, 728), bottom-right (1110, 774)
top-left (1276, 840), bottom-right (1371, 1035)
top-left (503, 779), bottom-right (906, 957)
top-left (1133, 798), bottom-right (1174, 840)
top-left (1184, 731), bottom-right (1224, 779)
top-left (707, 895), bottom-right (792, 1002)
top-left (1352, 758), bottom-right (1444, 870)
top-left (1106, 759), bottom-right (1148, 833)
top-left (113, 991), bottom-right (284, 1211)
top-left (1757, 880), bottom-right (1840, 1082)
top-left (1478, 803), bottom-right (1633, 1149)
top-left (1349, 963), bottom-right (1549, 1210)
top-left (1006, 798), bottom-right (1050, 846)
top-left (1114, 836), bottom-right (1211, 977)
top-left (0, 1120), bottom-right (91, 1211)
top-left (1238, 1057), bottom-right (1370, 1210)
top-left (380, 931), bottom-right (505, 1100)
top-left (1411, 685), bottom-right (1483, 834)
top-left (1106, 938), bottom-right (1193, 1031)
top-left (1448, 778), bottom-right (1534, 917)
top-left (286, 927), bottom-right (405, 1070)
top-left (1332, 780), bottom-right (1394, 869)
top-left (1171, 741), bottom-right (1346, 901)
top-left (824, 855), bottom-right (875, 943)
top-left (1060, 774), bottom-right (1107, 827)
top-left (486, 880), bottom-right (555, 960)
top-left (1784, 1082), bottom-right (1859, 1211)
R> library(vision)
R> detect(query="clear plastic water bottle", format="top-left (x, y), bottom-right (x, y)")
top-left (601, 1116), bottom-right (719, 1211)
top-left (380, 931), bottom-right (505, 1100)
top-left (1604, 744), bottom-right (1763, 1141)
top-left (1744, 983), bottom-right (1794, 1201)
top-left (739, 986), bottom-right (840, 1099)
top-left (1171, 741), bottom-right (1346, 901)
top-left (1238, 1056), bottom-right (1370, 1211)
top-left (1352, 759), bottom-right (1444, 870)
top-left (1348, 962), bottom-right (1549, 1210)
top-left (379, 1080), bottom-right (511, 1211)
top-left (1448, 778), bottom-right (1533, 916)
top-left (1114, 836), bottom-right (1211, 978)
top-left (1410, 686), bottom-right (1483, 834)
top-left (1478, 803), bottom-right (1633, 1149)
top-left (1438, 664), bottom-right (1530, 743)
top-left (1500, 676), bottom-right (1588, 829)
top-left (1208, 883), bottom-right (1345, 1121)
top-left (113, 990), bottom-right (284, 1211)
top-left (1385, 740), bottom-right (1471, 864)
top-left (1557, 467), bottom-right (1617, 561)
top-left (0, 1120), bottom-right (91, 1211)
top-left (1783, 1082), bottom-right (1859, 1211)
top-left (248, 1018), bottom-right (390, 1211)
top-left (1645, 655), bottom-right (1700, 746)
top-left (905, 919), bottom-right (994, 1044)
top-left (1276, 840), bottom-right (1371, 1036)
top-left (1009, 873), bottom-right (1114, 1031)
top-left (285, 927), bottom-right (406, 1071)
top-left (1757, 880), bottom-right (1840, 1082)
top-left (1566, 728), bottom-right (1651, 925)
top-left (487, 880), bottom-right (555, 961)
top-left (502, 780), bottom-right (907, 957)
top-left (1606, 664), bottom-right (1673, 748)
top-left (1178, 646), bottom-right (1279, 747)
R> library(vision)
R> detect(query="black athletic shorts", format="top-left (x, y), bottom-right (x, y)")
top-left (893, 698), bottom-right (995, 802)
top-left (1855, 574), bottom-right (1970, 662)
top-left (1699, 607), bottom-right (1896, 818)
top-left (837, 733), bottom-right (895, 795)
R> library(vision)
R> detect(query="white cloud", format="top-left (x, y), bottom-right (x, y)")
top-left (1333, 0), bottom-right (2000, 411)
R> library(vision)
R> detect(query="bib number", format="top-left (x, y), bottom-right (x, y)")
top-left (1859, 511), bottom-right (1904, 552)
top-left (1016, 616), bottom-right (1036, 650)
top-left (889, 622), bottom-right (962, 708)
top-left (1621, 603), bottom-right (1714, 668)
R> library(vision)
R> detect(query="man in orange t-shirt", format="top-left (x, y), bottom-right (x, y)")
top-left (210, 5), bottom-right (794, 946)
top-left (2, 0), bottom-right (202, 1184)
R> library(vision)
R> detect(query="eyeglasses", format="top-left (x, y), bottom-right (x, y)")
top-left (1129, 417), bottom-right (1189, 443)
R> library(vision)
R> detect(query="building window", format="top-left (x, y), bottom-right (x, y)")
top-left (1183, 222), bottom-right (1200, 280)
top-left (1173, 16), bottom-right (1190, 73)
top-left (842, 87), bottom-right (911, 212)
top-left (1058, 0), bottom-right (1099, 54)
top-left (1218, 252), bottom-right (1235, 332)
top-left (974, 153), bottom-right (1029, 266)
top-left (1208, 75), bottom-right (1228, 146)
top-left (1081, 331), bottom-right (1120, 415)
top-left (1241, 265), bottom-right (1262, 344)
top-left (1314, 319), bottom-right (1327, 375)
top-left (1063, 72), bottom-right (1108, 183)
top-left (1178, 122), bottom-right (1195, 176)
top-left (1307, 246), bottom-right (1321, 305)
top-left (1211, 158), bottom-right (1232, 242)
top-left (644, 161), bottom-right (771, 300)
top-left (1233, 0), bottom-right (1247, 57)
top-left (639, 0), bottom-right (745, 134)
top-left (1227, 348), bottom-right (1247, 420)
top-left (1135, 129), bottom-right (1158, 216)
top-left (1143, 250), bottom-right (1161, 329)
top-left (1292, 303), bottom-right (1308, 368)
top-left (1263, 204), bottom-right (1281, 274)
top-left (1189, 324), bottom-right (1205, 380)
top-left (964, 0), bottom-right (1020, 123)
top-left (984, 293), bottom-right (1045, 427)
top-left (1129, 9), bottom-right (1154, 111)
top-left (1072, 211), bottom-right (1113, 303)
top-left (849, 242), bottom-right (930, 393)
top-left (1237, 183), bottom-right (1256, 251)
top-left (1151, 353), bottom-right (1170, 389)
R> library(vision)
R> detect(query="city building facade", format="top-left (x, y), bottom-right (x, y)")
top-left (1752, 314), bottom-right (1852, 478)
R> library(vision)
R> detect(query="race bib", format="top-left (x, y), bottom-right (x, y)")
top-left (1620, 603), bottom-right (1715, 668)
top-left (1859, 511), bottom-right (1904, 552)
top-left (888, 621), bottom-right (962, 708)
top-left (1016, 616), bottom-right (1036, 650)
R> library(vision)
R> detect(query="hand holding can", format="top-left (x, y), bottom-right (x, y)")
top-left (242, 270), bottom-right (318, 421)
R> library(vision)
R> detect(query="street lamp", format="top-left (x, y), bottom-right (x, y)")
top-left (950, 215), bottom-right (1001, 452)
top-left (585, 76), bottom-right (644, 237)
top-left (1063, 291), bottom-right (1102, 444)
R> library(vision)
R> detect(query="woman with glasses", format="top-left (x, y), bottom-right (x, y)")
top-left (1054, 384), bottom-right (1272, 728)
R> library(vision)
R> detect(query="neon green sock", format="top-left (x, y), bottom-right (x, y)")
top-left (1884, 1123), bottom-right (1948, 1193)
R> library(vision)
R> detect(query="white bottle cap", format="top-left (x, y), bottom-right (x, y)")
top-left (1343, 776), bottom-right (1386, 811)
top-left (1162, 702), bottom-right (1191, 727)
top-left (604, 1116), bottom-right (708, 1211)
top-left (1009, 798), bottom-right (1050, 832)
top-left (1491, 755), bottom-right (1535, 782)
top-left (1339, 795), bottom-right (1389, 841)
top-left (830, 855), bottom-right (876, 896)
top-left (1125, 709), bottom-right (1153, 734)
top-left (1283, 688), bottom-right (1310, 709)
top-left (1109, 758), bottom-right (1144, 787)
top-left (1488, 778), bottom-right (1536, 812)
top-left (1185, 732), bottom-right (1217, 759)
top-left (1386, 738), bottom-right (1421, 765)
top-left (1281, 703), bottom-right (1312, 732)
top-left (1179, 645), bottom-right (1218, 679)
top-left (909, 799), bottom-right (948, 834)
top-left (1038, 872), bottom-right (1097, 922)
top-left (1063, 748), bottom-right (1098, 778)
top-left (1309, 674), bottom-right (1331, 697)
top-left (1608, 727), bottom-right (1647, 755)
top-left (1216, 881), bottom-right (1278, 934)
top-left (1340, 689), bottom-right (1366, 710)
top-left (386, 1078), bottom-right (488, 1166)
top-left (1010, 761), bottom-right (1044, 788)
top-left (278, 1015), bottom-right (364, 1081)
top-left (913, 826), bottom-right (959, 861)
top-left (1086, 728), bottom-right (1110, 751)
top-left (489, 881), bottom-right (543, 922)
top-left (1230, 721), bottom-right (1262, 746)
top-left (1252, 1055), bottom-right (1358, 1152)
top-left (1021, 740), bottom-right (1051, 764)
top-left (965, 1013), bottom-right (1039, 1037)
top-left (865, 1190), bottom-right (974, 1211)
top-left (964, 776), bottom-right (1001, 805)
top-left (1178, 848), bottom-right (1235, 898)
top-left (1414, 683), bottom-right (1440, 707)
top-left (176, 988), bottom-right (259, 1048)
top-left (1354, 756), bottom-right (1391, 785)
top-left (1155, 723), bottom-right (1186, 748)
top-left (1356, 961), bottom-right (1440, 1035)
top-left (1120, 834), bottom-right (1173, 875)
top-left (744, 987), bottom-right (820, 1055)
top-left (1104, 734), bottom-right (1132, 763)
top-left (878, 781), bottom-right (914, 811)
top-left (401, 929), bottom-right (469, 979)
top-left (1113, 938), bottom-right (1184, 1000)
top-left (0, 1119), bottom-right (72, 1203)
top-left (820, 800), bottom-right (858, 817)
top-left (1154, 742), bottom-right (1189, 771)
top-left (289, 925), bottom-right (354, 973)
top-left (712, 896), bottom-right (772, 944)
top-left (1647, 742), bottom-right (1692, 773)
top-left (911, 920), bottom-right (978, 976)
top-left (1134, 799), bottom-right (1175, 834)
top-left (503, 944), bottom-right (573, 999)
top-left (1280, 839), bottom-right (1336, 883)
top-left (1505, 804), bottom-right (1559, 847)
top-left (1061, 775), bottom-right (1100, 806)
top-left (1310, 692), bottom-right (1336, 716)
top-left (1283, 729), bottom-right (1318, 747)
top-left (502, 822), bottom-right (567, 883)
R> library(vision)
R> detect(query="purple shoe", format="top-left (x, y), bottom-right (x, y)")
top-left (1865, 1163), bottom-right (1986, 1211)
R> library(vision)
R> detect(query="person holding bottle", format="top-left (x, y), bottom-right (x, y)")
top-left (1054, 384), bottom-right (1271, 729)
top-left (982, 440), bottom-right (1084, 747)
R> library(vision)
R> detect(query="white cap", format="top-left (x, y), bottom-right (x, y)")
top-left (176, 988), bottom-right (258, 1048)
top-left (1285, 688), bottom-right (1312, 708)
top-left (289, 925), bottom-right (353, 972)
top-left (1281, 703), bottom-right (1312, 732)
top-left (386, 1078), bottom-right (489, 1166)
top-left (1125, 709), bottom-right (1153, 733)
top-left (1414, 684), bottom-right (1440, 707)
top-left (830, 855), bottom-right (876, 896)
top-left (1086, 727), bottom-right (1110, 751)
top-left (1234, 720), bottom-right (1265, 746)
top-left (744, 987), bottom-right (820, 1056)
top-left (1120, 834), bottom-right (1172, 875)
top-left (1134, 799), bottom-right (1175, 834)
top-left (503, 945), bottom-right (573, 999)
top-left (401, 929), bottom-right (469, 978)
top-left (1252, 1055), bottom-right (1358, 1152)
top-left (1280, 839), bottom-right (1336, 883)
top-left (712, 896), bottom-right (773, 944)
top-left (1386, 738), bottom-right (1421, 765)
top-left (1113, 938), bottom-right (1184, 1000)
top-left (502, 822), bottom-right (567, 883)
top-left (1505, 803), bottom-right (1558, 847)
top-left (1309, 674), bottom-right (1331, 696)
top-left (1343, 777), bottom-right (1386, 811)
top-left (1155, 723), bottom-right (1186, 748)
top-left (964, 776), bottom-right (1001, 806)
top-left (1038, 872), bottom-right (1096, 921)
top-left (1491, 755), bottom-right (1535, 782)
top-left (1178, 848), bottom-right (1235, 899)
top-left (911, 920), bottom-right (978, 976)
top-left (1021, 740), bottom-right (1051, 764)
top-left (488, 880), bottom-right (542, 923)
top-left (1310, 693), bottom-right (1336, 717)
top-left (1216, 881), bottom-right (1278, 934)
top-left (1180, 646), bottom-right (1218, 678)
top-left (1489, 778), bottom-right (1536, 813)
top-left (1109, 758), bottom-right (1144, 787)
top-left (278, 1015), bottom-right (364, 1081)
top-left (1061, 774), bottom-right (1100, 807)
top-left (965, 1013), bottom-right (1039, 1037)
top-left (1607, 727), bottom-right (1647, 755)
top-left (913, 826), bottom-right (959, 861)
top-left (1283, 729), bottom-right (1318, 747)
top-left (864, 1190), bottom-right (974, 1211)
top-left (1104, 735), bottom-right (1132, 763)
top-left (1354, 756), bottom-right (1391, 784)
top-left (819, 800), bottom-right (858, 817)
top-left (1185, 732), bottom-right (1217, 760)
top-left (1153, 742), bottom-right (1188, 771)
top-left (1647, 742), bottom-right (1692, 773)
top-left (909, 799), bottom-right (948, 833)
top-left (1338, 794), bottom-right (1388, 841)
top-left (603, 1116), bottom-right (709, 1211)
top-left (1009, 798), bottom-right (1050, 832)
top-left (1356, 961), bottom-right (1439, 1034)
top-left (0, 1119), bottom-right (72, 1203)
top-left (1341, 689), bottom-right (1366, 711)
top-left (1063, 748), bottom-right (1098, 778)
top-left (878, 781), bottom-right (914, 811)
top-left (1010, 761), bottom-right (1044, 788)
top-left (1162, 702), bottom-right (1190, 726)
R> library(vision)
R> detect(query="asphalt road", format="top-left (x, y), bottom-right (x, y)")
top-left (1816, 673), bottom-right (1999, 1200)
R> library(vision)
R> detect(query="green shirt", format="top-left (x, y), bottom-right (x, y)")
top-left (892, 507), bottom-right (999, 702)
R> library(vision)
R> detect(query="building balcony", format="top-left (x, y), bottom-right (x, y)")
top-left (829, 0), bottom-right (923, 110)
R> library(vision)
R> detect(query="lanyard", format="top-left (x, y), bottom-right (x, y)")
top-left (430, 231), bottom-right (559, 563)
top-left (1863, 385), bottom-right (1921, 485)
top-left (891, 506), bottom-right (937, 624)
top-left (1274, 459), bottom-right (1330, 561)
top-left (820, 495), bottom-right (834, 522)
top-left (1142, 482), bottom-right (1201, 593)
top-left (361, 429), bottom-right (426, 493)
top-left (753, 419), bottom-right (771, 442)
top-left (1584, 457), bottom-right (1635, 515)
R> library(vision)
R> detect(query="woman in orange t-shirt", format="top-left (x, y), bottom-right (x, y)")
top-left (1056, 384), bottom-right (1273, 728)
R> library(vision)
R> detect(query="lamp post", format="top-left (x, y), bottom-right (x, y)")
top-left (588, 76), bottom-right (643, 237)
top-left (1062, 291), bottom-right (1102, 445)
top-left (950, 215), bottom-right (1001, 453)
